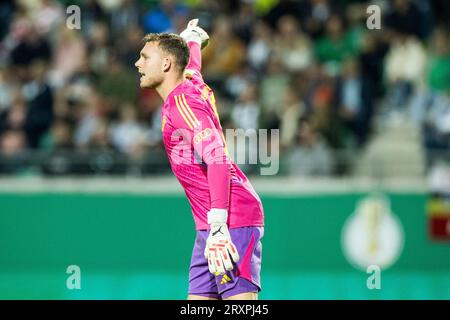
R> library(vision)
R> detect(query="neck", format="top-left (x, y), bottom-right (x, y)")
top-left (156, 74), bottom-right (185, 102)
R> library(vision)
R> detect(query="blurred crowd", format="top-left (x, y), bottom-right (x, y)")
top-left (0, 0), bottom-right (449, 176)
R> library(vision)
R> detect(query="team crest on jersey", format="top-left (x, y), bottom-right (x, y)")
top-left (161, 115), bottom-right (167, 132)
top-left (201, 87), bottom-right (210, 101)
top-left (194, 128), bottom-right (212, 144)
top-left (184, 69), bottom-right (195, 80)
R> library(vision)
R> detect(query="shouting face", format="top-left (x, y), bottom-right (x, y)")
top-left (135, 41), bottom-right (167, 89)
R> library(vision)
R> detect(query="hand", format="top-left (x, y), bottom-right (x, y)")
top-left (180, 18), bottom-right (210, 49)
top-left (204, 209), bottom-right (240, 275)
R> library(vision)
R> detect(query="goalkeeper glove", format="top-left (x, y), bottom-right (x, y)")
top-left (180, 18), bottom-right (210, 50)
top-left (204, 209), bottom-right (240, 275)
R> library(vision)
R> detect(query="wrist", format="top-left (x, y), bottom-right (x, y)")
top-left (185, 36), bottom-right (202, 46)
top-left (207, 208), bottom-right (228, 225)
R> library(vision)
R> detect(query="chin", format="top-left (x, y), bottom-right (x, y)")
top-left (140, 80), bottom-right (153, 89)
top-left (142, 78), bottom-right (162, 89)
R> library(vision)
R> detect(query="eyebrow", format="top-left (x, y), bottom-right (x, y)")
top-left (140, 52), bottom-right (148, 58)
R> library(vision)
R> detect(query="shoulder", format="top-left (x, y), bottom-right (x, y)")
top-left (168, 81), bottom-right (208, 111)
top-left (184, 67), bottom-right (205, 82)
top-left (168, 90), bottom-right (206, 112)
top-left (167, 90), bottom-right (210, 130)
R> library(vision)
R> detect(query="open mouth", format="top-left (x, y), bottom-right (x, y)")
top-left (139, 71), bottom-right (145, 80)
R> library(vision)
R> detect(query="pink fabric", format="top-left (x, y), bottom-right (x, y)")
top-left (186, 42), bottom-right (202, 74)
top-left (207, 163), bottom-right (230, 209)
top-left (160, 40), bottom-right (264, 230)
top-left (237, 232), bottom-right (255, 283)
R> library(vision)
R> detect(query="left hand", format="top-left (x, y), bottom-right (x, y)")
top-left (204, 209), bottom-right (240, 275)
top-left (180, 18), bottom-right (210, 49)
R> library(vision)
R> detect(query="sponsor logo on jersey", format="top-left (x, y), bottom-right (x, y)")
top-left (194, 128), bottom-right (212, 144)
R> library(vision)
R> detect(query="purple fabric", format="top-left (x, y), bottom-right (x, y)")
top-left (188, 227), bottom-right (263, 299)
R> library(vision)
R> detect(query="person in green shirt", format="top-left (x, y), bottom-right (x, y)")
top-left (427, 29), bottom-right (450, 93)
top-left (314, 15), bottom-right (359, 73)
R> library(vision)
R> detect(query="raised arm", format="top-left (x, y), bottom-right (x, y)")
top-left (180, 19), bottom-right (209, 82)
top-left (186, 41), bottom-right (202, 73)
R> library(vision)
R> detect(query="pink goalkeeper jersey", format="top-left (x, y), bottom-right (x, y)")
top-left (161, 41), bottom-right (264, 230)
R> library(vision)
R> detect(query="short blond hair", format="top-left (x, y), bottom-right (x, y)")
top-left (142, 33), bottom-right (189, 72)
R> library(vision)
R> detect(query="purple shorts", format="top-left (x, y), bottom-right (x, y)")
top-left (188, 226), bottom-right (263, 299)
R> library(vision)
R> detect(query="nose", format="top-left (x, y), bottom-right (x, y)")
top-left (135, 58), bottom-right (140, 68)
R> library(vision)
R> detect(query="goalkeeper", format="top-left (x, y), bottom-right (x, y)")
top-left (135, 19), bottom-right (264, 300)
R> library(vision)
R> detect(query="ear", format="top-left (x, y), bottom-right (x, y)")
top-left (162, 57), bottom-right (171, 72)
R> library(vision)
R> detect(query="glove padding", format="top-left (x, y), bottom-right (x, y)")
top-left (204, 210), bottom-right (240, 275)
top-left (180, 18), bottom-right (210, 49)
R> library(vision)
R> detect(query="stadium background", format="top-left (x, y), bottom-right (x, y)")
top-left (0, 0), bottom-right (449, 299)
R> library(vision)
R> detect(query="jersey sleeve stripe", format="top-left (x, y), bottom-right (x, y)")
top-left (177, 94), bottom-right (199, 129)
top-left (181, 94), bottom-right (200, 127)
top-left (209, 90), bottom-right (221, 122)
top-left (174, 95), bottom-right (194, 130)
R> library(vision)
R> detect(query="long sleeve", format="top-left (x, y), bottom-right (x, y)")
top-left (185, 41), bottom-right (205, 86)
top-left (207, 163), bottom-right (230, 209)
top-left (186, 41), bottom-right (202, 72)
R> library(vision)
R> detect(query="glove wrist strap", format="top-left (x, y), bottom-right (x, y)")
top-left (207, 208), bottom-right (228, 225)
top-left (185, 36), bottom-right (202, 46)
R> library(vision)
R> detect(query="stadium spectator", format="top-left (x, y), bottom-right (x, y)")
top-left (385, 0), bottom-right (428, 40)
top-left (142, 0), bottom-right (188, 33)
top-left (0, 0), bottom-right (447, 177)
top-left (231, 82), bottom-right (260, 131)
top-left (202, 16), bottom-right (246, 83)
top-left (247, 19), bottom-right (273, 74)
top-left (314, 14), bottom-right (355, 74)
top-left (285, 117), bottom-right (334, 176)
top-left (110, 103), bottom-right (146, 155)
top-left (274, 15), bottom-right (313, 73)
top-left (383, 32), bottom-right (427, 115)
top-left (279, 85), bottom-right (304, 149)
